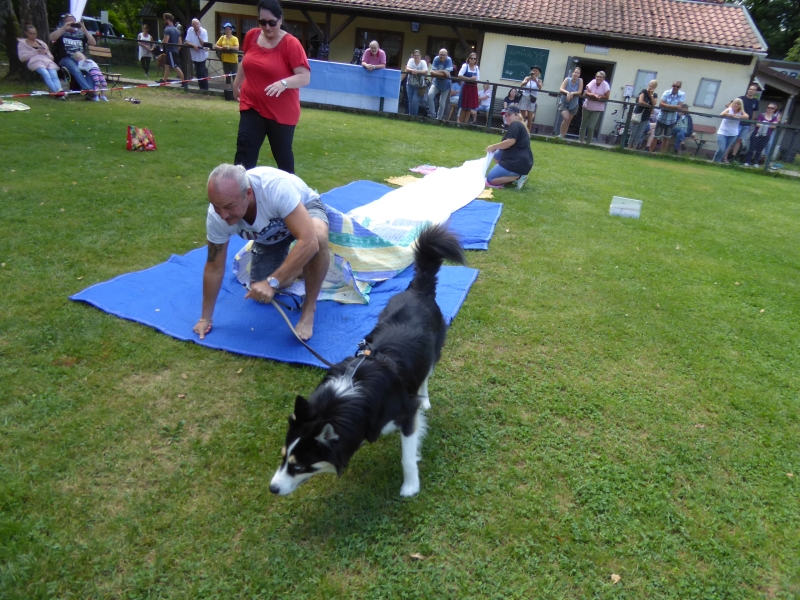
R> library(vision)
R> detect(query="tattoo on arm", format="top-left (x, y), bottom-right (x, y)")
top-left (207, 243), bottom-right (225, 263)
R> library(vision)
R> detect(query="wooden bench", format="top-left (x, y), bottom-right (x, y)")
top-left (690, 124), bottom-right (717, 156)
top-left (88, 46), bottom-right (121, 97)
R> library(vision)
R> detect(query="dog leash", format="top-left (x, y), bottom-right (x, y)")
top-left (270, 299), bottom-right (335, 367)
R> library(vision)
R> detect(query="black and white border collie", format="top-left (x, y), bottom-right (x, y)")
top-left (269, 223), bottom-right (466, 497)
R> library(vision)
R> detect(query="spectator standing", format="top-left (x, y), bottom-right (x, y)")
top-left (17, 24), bottom-right (65, 98)
top-left (160, 13), bottom-right (185, 84)
top-left (649, 81), bottom-right (684, 153)
top-left (233, 0), bottom-right (311, 172)
top-left (485, 106), bottom-right (533, 190)
top-left (519, 66), bottom-right (543, 132)
top-left (457, 52), bottom-right (480, 124)
top-left (713, 98), bottom-right (748, 163)
top-left (628, 79), bottom-right (657, 149)
top-left (475, 82), bottom-right (492, 124)
top-left (427, 48), bottom-right (453, 120)
top-left (502, 87), bottom-right (521, 128)
top-left (557, 67), bottom-right (583, 138)
top-left (726, 83), bottom-right (760, 162)
top-left (215, 23), bottom-right (240, 101)
top-left (671, 103), bottom-right (694, 153)
top-left (185, 19), bottom-right (209, 90)
top-left (404, 49), bottom-right (427, 116)
top-left (49, 13), bottom-right (97, 99)
top-left (578, 71), bottom-right (610, 144)
top-left (742, 102), bottom-right (780, 166)
top-left (137, 24), bottom-right (154, 78)
top-left (72, 51), bottom-right (108, 101)
top-left (361, 40), bottom-right (386, 71)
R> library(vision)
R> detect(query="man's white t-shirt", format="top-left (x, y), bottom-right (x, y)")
top-left (206, 167), bottom-right (320, 245)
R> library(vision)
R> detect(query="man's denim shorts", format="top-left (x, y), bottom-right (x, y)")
top-left (249, 197), bottom-right (328, 283)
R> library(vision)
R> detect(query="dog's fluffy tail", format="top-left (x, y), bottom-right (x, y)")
top-left (410, 223), bottom-right (466, 296)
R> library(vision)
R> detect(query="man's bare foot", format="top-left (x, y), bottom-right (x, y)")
top-left (295, 313), bottom-right (315, 341)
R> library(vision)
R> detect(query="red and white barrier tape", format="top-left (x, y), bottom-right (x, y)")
top-left (0, 74), bottom-right (230, 99)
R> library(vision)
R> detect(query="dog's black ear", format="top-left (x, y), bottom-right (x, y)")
top-left (315, 422), bottom-right (339, 445)
top-left (293, 395), bottom-right (309, 422)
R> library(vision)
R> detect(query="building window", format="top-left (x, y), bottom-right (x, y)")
top-left (633, 70), bottom-right (657, 95)
top-left (426, 37), bottom-right (476, 72)
top-left (215, 13), bottom-right (258, 38)
top-left (355, 28), bottom-right (405, 69)
top-left (695, 78), bottom-right (721, 108)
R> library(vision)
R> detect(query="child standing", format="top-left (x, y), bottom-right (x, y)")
top-left (73, 51), bottom-right (108, 101)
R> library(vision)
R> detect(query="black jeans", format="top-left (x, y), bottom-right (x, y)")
top-left (234, 108), bottom-right (296, 173)
top-left (140, 57), bottom-right (151, 76)
top-left (194, 60), bottom-right (208, 90)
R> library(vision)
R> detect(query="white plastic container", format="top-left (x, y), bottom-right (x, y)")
top-left (609, 196), bottom-right (642, 218)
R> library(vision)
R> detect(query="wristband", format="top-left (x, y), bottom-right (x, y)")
top-left (198, 318), bottom-right (210, 322)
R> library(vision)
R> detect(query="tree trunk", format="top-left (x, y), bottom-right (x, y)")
top-left (18, 0), bottom-right (48, 51)
top-left (2, 2), bottom-right (24, 80)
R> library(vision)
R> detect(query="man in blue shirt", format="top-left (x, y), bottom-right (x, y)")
top-left (427, 48), bottom-right (453, 120)
top-left (649, 80), bottom-right (685, 154)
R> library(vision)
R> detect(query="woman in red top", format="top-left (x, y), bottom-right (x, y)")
top-left (233, 0), bottom-right (310, 173)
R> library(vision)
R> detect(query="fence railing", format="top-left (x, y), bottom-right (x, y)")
top-left (55, 36), bottom-right (800, 173)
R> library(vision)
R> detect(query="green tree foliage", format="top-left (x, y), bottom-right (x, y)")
top-left (786, 36), bottom-right (800, 62)
top-left (743, 0), bottom-right (800, 59)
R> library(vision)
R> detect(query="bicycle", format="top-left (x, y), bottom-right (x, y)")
top-left (604, 109), bottom-right (627, 146)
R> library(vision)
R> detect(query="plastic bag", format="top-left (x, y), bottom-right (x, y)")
top-left (126, 126), bottom-right (157, 151)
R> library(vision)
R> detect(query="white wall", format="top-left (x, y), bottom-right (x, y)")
top-left (481, 32), bottom-right (757, 134)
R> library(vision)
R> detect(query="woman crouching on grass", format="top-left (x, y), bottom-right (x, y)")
top-left (485, 105), bottom-right (533, 190)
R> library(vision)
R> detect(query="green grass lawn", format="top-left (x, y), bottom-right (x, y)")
top-left (1, 86), bottom-right (799, 599)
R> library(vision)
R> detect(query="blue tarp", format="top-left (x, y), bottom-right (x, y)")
top-left (70, 181), bottom-right (502, 368)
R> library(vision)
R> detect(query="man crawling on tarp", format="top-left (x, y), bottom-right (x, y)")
top-left (194, 163), bottom-right (330, 341)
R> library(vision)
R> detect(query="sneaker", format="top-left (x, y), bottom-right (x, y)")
top-left (92, 96), bottom-right (100, 102)
top-left (485, 180), bottom-right (504, 189)
top-left (100, 95), bottom-right (109, 102)
top-left (743, 162), bottom-right (750, 167)
top-left (515, 174), bottom-right (528, 190)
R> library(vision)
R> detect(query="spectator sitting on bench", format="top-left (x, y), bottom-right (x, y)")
top-left (49, 13), bottom-right (97, 99)
top-left (672, 104), bottom-right (694, 153)
top-left (72, 51), bottom-right (108, 101)
top-left (474, 81), bottom-right (492, 124)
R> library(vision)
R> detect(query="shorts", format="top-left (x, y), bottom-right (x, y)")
top-left (222, 61), bottom-right (238, 75)
top-left (248, 197), bottom-right (328, 283)
top-left (558, 101), bottom-right (578, 115)
top-left (737, 124), bottom-right (752, 141)
top-left (654, 122), bottom-right (674, 139)
top-left (167, 51), bottom-right (180, 68)
top-left (487, 162), bottom-right (523, 181)
top-left (477, 104), bottom-right (490, 113)
top-left (519, 95), bottom-right (536, 112)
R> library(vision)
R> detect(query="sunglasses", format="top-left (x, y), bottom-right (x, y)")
top-left (258, 18), bottom-right (279, 27)
top-left (768, 106), bottom-right (777, 110)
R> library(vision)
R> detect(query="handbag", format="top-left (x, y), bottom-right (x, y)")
top-left (127, 126), bottom-right (157, 151)
top-left (407, 73), bottom-right (424, 88)
top-left (630, 110), bottom-right (642, 124)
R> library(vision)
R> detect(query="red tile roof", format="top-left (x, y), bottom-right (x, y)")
top-left (300, 0), bottom-right (766, 53)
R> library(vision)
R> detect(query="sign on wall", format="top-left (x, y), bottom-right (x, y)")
top-left (501, 45), bottom-right (550, 81)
